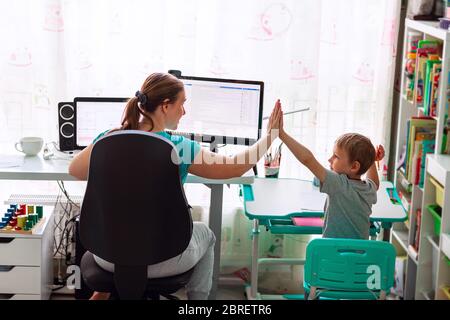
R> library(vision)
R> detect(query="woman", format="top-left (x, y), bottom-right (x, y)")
top-left (69, 72), bottom-right (282, 299)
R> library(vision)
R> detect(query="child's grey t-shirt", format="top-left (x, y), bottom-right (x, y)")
top-left (320, 170), bottom-right (377, 239)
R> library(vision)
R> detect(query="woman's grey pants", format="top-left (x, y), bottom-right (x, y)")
top-left (93, 222), bottom-right (216, 300)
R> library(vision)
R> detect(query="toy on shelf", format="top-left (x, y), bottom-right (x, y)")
top-left (0, 204), bottom-right (46, 235)
top-left (405, 52), bottom-right (417, 101)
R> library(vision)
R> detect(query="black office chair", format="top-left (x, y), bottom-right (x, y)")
top-left (79, 130), bottom-right (194, 300)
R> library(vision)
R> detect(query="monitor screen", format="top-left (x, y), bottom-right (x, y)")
top-left (175, 76), bottom-right (263, 144)
top-left (74, 97), bottom-right (128, 148)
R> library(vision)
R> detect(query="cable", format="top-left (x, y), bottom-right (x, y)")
top-left (53, 197), bottom-right (69, 257)
top-left (51, 284), bottom-right (66, 291)
top-left (43, 142), bottom-right (75, 160)
top-left (53, 212), bottom-right (78, 258)
top-left (53, 181), bottom-right (81, 265)
top-left (53, 192), bottom-right (63, 254)
top-left (57, 180), bottom-right (80, 209)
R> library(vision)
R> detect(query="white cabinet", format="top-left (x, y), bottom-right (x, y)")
top-left (393, 19), bottom-right (450, 300)
top-left (417, 155), bottom-right (450, 300)
top-left (0, 207), bottom-right (54, 300)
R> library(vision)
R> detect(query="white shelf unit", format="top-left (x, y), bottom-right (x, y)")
top-left (417, 155), bottom-right (450, 300)
top-left (394, 19), bottom-right (450, 300)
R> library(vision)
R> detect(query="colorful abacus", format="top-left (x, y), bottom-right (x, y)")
top-left (0, 204), bottom-right (45, 234)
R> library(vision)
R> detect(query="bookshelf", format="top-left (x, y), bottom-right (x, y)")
top-left (394, 19), bottom-right (450, 300)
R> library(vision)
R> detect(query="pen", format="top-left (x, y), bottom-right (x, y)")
top-left (263, 107), bottom-right (310, 120)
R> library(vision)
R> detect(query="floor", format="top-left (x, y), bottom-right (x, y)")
top-left (51, 283), bottom-right (247, 300)
top-left (50, 284), bottom-right (399, 300)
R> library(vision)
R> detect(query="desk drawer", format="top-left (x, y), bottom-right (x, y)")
top-left (0, 237), bottom-right (40, 266)
top-left (0, 266), bottom-right (40, 294)
top-left (267, 218), bottom-right (323, 235)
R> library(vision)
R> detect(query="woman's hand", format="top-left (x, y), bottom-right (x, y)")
top-left (267, 99), bottom-right (282, 137)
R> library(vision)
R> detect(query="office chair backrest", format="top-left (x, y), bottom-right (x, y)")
top-left (304, 238), bottom-right (396, 299)
top-left (79, 131), bottom-right (193, 298)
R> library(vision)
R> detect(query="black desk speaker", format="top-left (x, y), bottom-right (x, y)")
top-left (58, 102), bottom-right (75, 151)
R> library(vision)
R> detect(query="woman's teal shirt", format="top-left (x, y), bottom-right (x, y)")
top-left (93, 130), bottom-right (201, 184)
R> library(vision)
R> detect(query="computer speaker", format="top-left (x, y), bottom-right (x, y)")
top-left (58, 102), bottom-right (75, 151)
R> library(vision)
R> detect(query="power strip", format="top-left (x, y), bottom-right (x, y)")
top-left (4, 194), bottom-right (83, 206)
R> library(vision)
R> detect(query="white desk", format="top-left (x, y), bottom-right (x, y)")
top-left (241, 178), bottom-right (407, 299)
top-left (0, 155), bottom-right (254, 300)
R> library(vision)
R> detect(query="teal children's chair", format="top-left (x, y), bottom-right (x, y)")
top-left (304, 238), bottom-right (396, 300)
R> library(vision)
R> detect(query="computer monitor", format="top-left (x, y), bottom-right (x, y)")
top-left (74, 97), bottom-right (128, 149)
top-left (172, 75), bottom-right (264, 146)
top-left (73, 75), bottom-right (263, 149)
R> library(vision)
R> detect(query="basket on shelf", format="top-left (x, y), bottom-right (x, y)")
top-left (426, 204), bottom-right (442, 236)
top-left (441, 286), bottom-right (450, 300)
top-left (430, 176), bottom-right (444, 208)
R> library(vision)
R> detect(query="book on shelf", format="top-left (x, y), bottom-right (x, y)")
top-left (405, 118), bottom-right (436, 183)
top-left (411, 140), bottom-right (422, 186)
top-left (423, 58), bottom-right (441, 115)
top-left (441, 71), bottom-right (450, 153)
top-left (413, 208), bottom-right (422, 253)
top-left (428, 62), bottom-right (442, 117)
top-left (442, 116), bottom-right (450, 154)
top-left (411, 137), bottom-right (435, 187)
top-left (397, 167), bottom-right (412, 194)
top-left (419, 140), bottom-right (435, 188)
top-left (397, 190), bottom-right (411, 214)
top-left (408, 244), bottom-right (418, 261)
top-left (397, 189), bottom-right (411, 225)
top-left (392, 256), bottom-right (407, 298)
top-left (414, 41), bottom-right (440, 108)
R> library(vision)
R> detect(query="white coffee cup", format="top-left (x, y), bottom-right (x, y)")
top-left (15, 137), bottom-right (44, 156)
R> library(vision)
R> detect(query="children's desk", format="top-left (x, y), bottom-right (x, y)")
top-left (240, 178), bottom-right (407, 300)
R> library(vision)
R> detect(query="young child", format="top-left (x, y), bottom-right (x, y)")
top-left (278, 115), bottom-right (385, 239)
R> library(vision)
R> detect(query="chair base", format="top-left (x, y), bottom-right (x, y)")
top-left (304, 283), bottom-right (384, 300)
top-left (81, 251), bottom-right (194, 300)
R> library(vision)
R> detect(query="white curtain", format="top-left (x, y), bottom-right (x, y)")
top-left (0, 0), bottom-right (400, 179)
top-left (0, 0), bottom-right (400, 277)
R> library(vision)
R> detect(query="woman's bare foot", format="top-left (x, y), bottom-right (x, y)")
top-left (89, 291), bottom-right (111, 300)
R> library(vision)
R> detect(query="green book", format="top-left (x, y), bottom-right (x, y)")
top-left (423, 59), bottom-right (441, 115)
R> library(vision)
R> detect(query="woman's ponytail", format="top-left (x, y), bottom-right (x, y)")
top-left (121, 72), bottom-right (184, 131)
top-left (121, 97), bottom-right (141, 130)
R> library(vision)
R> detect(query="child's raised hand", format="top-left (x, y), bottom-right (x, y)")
top-left (375, 145), bottom-right (385, 161)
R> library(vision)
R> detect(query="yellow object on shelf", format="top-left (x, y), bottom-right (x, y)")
top-left (430, 176), bottom-right (444, 208)
top-left (441, 286), bottom-right (450, 300)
